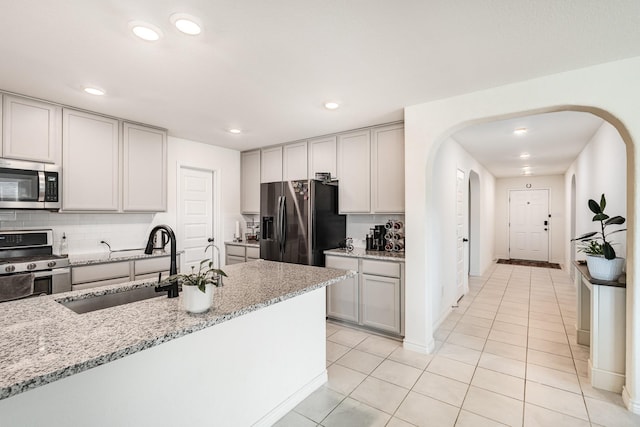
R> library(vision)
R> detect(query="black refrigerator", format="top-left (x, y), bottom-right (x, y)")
top-left (260, 180), bottom-right (346, 266)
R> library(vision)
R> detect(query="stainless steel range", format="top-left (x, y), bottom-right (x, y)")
top-left (0, 229), bottom-right (71, 301)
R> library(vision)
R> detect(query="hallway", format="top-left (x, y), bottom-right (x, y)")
top-left (276, 264), bottom-right (640, 426)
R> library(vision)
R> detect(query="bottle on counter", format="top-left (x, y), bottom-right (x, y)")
top-left (59, 233), bottom-right (68, 256)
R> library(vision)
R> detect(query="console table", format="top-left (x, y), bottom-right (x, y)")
top-left (574, 261), bottom-right (626, 392)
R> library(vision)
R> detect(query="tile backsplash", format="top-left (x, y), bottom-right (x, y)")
top-left (0, 211), bottom-right (156, 255)
top-left (346, 214), bottom-right (405, 248)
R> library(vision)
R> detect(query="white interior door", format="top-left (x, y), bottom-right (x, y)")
top-left (456, 169), bottom-right (467, 298)
top-left (509, 189), bottom-right (549, 262)
top-left (179, 167), bottom-right (214, 273)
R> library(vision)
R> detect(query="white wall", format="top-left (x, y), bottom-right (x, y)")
top-left (494, 175), bottom-right (565, 264)
top-left (565, 121), bottom-right (627, 268)
top-left (429, 137), bottom-right (496, 328)
top-left (157, 136), bottom-right (242, 267)
top-left (403, 56), bottom-right (640, 412)
top-left (0, 136), bottom-right (242, 267)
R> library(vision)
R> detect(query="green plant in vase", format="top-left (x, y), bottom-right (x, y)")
top-left (572, 194), bottom-right (626, 260)
top-left (572, 194), bottom-right (626, 281)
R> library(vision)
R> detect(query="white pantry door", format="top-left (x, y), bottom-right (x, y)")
top-left (179, 167), bottom-right (214, 273)
top-left (456, 169), bottom-right (467, 298)
top-left (509, 189), bottom-right (549, 262)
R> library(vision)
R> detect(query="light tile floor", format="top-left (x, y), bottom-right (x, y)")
top-left (275, 263), bottom-right (640, 427)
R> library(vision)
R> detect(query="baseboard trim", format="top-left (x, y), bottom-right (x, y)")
top-left (589, 359), bottom-right (625, 393)
top-left (403, 337), bottom-right (435, 354)
top-left (252, 370), bottom-right (328, 427)
top-left (622, 386), bottom-right (640, 414)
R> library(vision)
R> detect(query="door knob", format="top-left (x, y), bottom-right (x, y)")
top-left (207, 237), bottom-right (214, 243)
top-left (462, 238), bottom-right (469, 242)
top-left (544, 228), bottom-right (548, 231)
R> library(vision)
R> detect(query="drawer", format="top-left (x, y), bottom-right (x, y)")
top-left (361, 259), bottom-right (400, 278)
top-left (226, 255), bottom-right (246, 265)
top-left (325, 255), bottom-right (359, 271)
top-left (134, 256), bottom-right (171, 275)
top-left (246, 247), bottom-right (260, 259)
top-left (72, 276), bottom-right (131, 291)
top-left (72, 262), bottom-right (130, 284)
top-left (226, 245), bottom-right (246, 257)
top-left (135, 271), bottom-right (170, 281)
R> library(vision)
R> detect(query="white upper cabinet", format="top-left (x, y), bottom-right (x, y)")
top-left (62, 109), bottom-right (120, 211)
top-left (241, 150), bottom-right (261, 214)
top-left (260, 146), bottom-right (283, 183)
top-left (122, 122), bottom-right (167, 212)
top-left (371, 124), bottom-right (405, 213)
top-left (308, 136), bottom-right (337, 179)
top-left (283, 141), bottom-right (307, 181)
top-left (337, 130), bottom-right (371, 213)
top-left (242, 122), bottom-right (404, 215)
top-left (2, 94), bottom-right (61, 164)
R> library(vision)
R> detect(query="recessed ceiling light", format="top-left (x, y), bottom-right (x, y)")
top-left (83, 87), bottom-right (105, 96)
top-left (324, 102), bottom-right (340, 110)
top-left (229, 129), bottom-right (242, 134)
top-left (170, 13), bottom-right (202, 35)
top-left (519, 153), bottom-right (530, 159)
top-left (129, 21), bottom-right (162, 41)
top-left (513, 127), bottom-right (528, 136)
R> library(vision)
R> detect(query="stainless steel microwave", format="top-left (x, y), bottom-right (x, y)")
top-left (0, 159), bottom-right (60, 210)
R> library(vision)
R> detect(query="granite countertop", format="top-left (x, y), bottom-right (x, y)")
top-left (69, 249), bottom-right (183, 266)
top-left (0, 260), bottom-right (353, 400)
top-left (224, 241), bottom-right (260, 248)
top-left (325, 248), bottom-right (405, 262)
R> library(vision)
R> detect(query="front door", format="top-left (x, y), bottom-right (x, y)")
top-left (509, 189), bottom-right (549, 262)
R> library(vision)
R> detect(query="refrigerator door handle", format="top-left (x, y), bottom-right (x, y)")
top-left (277, 195), bottom-right (284, 254)
top-left (281, 196), bottom-right (287, 254)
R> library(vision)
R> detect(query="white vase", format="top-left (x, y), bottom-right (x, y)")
top-left (586, 255), bottom-right (625, 281)
top-left (182, 284), bottom-right (214, 313)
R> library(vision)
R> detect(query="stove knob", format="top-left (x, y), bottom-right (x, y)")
top-left (5, 265), bottom-right (15, 273)
top-left (27, 263), bottom-right (37, 270)
top-left (47, 261), bottom-right (57, 268)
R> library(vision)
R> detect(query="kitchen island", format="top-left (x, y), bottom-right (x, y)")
top-left (0, 260), bottom-right (353, 426)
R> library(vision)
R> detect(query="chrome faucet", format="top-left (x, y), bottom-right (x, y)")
top-left (145, 225), bottom-right (179, 298)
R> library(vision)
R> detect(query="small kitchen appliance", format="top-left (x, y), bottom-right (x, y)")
top-left (373, 225), bottom-right (386, 251)
top-left (0, 229), bottom-right (71, 301)
top-left (0, 159), bottom-right (60, 210)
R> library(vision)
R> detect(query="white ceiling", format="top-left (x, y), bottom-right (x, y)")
top-left (0, 1), bottom-right (639, 151)
top-left (453, 111), bottom-right (604, 178)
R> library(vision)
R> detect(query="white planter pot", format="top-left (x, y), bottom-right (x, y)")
top-left (182, 284), bottom-right (214, 313)
top-left (586, 255), bottom-right (625, 281)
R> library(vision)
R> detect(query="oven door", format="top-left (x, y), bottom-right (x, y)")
top-left (0, 159), bottom-right (46, 209)
top-left (34, 267), bottom-right (71, 295)
top-left (0, 268), bottom-right (71, 302)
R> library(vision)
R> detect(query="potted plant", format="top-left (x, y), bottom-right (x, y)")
top-left (163, 255), bottom-right (227, 314)
top-left (572, 194), bottom-right (626, 281)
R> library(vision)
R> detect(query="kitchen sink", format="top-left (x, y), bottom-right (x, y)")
top-left (59, 286), bottom-right (162, 314)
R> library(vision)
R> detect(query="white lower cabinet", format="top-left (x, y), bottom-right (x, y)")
top-left (326, 256), bottom-right (359, 323)
top-left (71, 261), bottom-right (130, 291)
top-left (361, 274), bottom-right (401, 333)
top-left (71, 255), bottom-right (179, 291)
top-left (326, 254), bottom-right (404, 336)
top-left (225, 244), bottom-right (260, 265)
